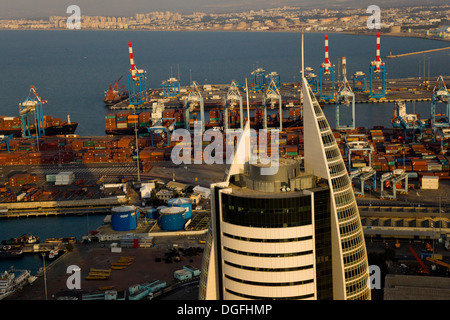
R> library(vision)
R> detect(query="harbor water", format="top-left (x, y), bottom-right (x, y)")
top-left (0, 214), bottom-right (106, 274)
top-left (0, 30), bottom-right (449, 135)
top-left (0, 30), bottom-right (449, 273)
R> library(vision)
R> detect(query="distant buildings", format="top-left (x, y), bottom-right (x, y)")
top-left (0, 5), bottom-right (449, 38)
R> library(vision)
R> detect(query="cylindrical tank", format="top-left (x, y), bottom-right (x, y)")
top-left (158, 206), bottom-right (186, 231)
top-left (167, 197), bottom-right (192, 220)
top-left (145, 207), bottom-right (159, 219)
top-left (111, 206), bottom-right (137, 231)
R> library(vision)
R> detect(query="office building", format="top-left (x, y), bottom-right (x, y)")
top-left (198, 77), bottom-right (370, 300)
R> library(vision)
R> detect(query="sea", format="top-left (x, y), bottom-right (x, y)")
top-left (0, 30), bottom-right (449, 274)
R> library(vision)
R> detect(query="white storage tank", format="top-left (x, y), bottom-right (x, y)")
top-left (167, 197), bottom-right (192, 220)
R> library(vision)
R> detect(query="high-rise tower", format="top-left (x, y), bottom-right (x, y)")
top-left (199, 43), bottom-right (370, 300)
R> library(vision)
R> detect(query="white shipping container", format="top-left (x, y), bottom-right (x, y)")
top-left (421, 176), bottom-right (439, 189)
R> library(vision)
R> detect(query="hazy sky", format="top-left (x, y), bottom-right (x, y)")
top-left (0, 0), bottom-right (446, 19)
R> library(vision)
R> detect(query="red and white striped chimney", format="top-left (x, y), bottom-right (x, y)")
top-left (324, 35), bottom-right (329, 70)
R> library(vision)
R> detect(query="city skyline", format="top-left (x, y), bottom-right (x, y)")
top-left (1, 0), bottom-right (449, 19)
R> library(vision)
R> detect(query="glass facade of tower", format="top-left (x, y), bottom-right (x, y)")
top-left (199, 183), bottom-right (334, 300)
top-left (221, 194), bottom-right (313, 228)
top-left (303, 80), bottom-right (371, 300)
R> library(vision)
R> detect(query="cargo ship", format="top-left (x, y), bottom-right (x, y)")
top-left (104, 76), bottom-right (129, 106)
top-left (0, 115), bottom-right (78, 137)
top-left (391, 100), bottom-right (429, 130)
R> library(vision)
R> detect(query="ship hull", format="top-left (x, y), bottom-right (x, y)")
top-left (0, 123), bottom-right (78, 138)
top-left (0, 250), bottom-right (24, 259)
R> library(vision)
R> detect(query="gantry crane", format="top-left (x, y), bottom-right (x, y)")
top-left (430, 75), bottom-right (450, 127)
top-left (127, 42), bottom-right (147, 107)
top-left (380, 169), bottom-right (409, 200)
top-left (224, 80), bottom-right (244, 131)
top-left (336, 56), bottom-right (356, 130)
top-left (262, 78), bottom-right (283, 131)
top-left (352, 71), bottom-right (367, 92)
top-left (160, 77), bottom-right (180, 98)
top-left (184, 81), bottom-right (205, 133)
top-left (319, 34), bottom-right (335, 101)
top-left (251, 67), bottom-right (266, 92)
top-left (19, 85), bottom-right (47, 138)
top-left (345, 134), bottom-right (373, 171)
top-left (0, 134), bottom-right (13, 152)
top-left (265, 71), bottom-right (281, 89)
top-left (369, 32), bottom-right (386, 100)
top-left (349, 166), bottom-right (377, 196)
top-left (304, 67), bottom-right (318, 93)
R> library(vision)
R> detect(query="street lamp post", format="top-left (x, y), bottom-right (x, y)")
top-left (41, 253), bottom-right (48, 300)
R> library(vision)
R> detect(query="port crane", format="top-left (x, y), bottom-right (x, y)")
top-left (430, 75), bottom-right (450, 128)
top-left (262, 78), bottom-right (283, 131)
top-left (349, 166), bottom-right (377, 196)
top-left (336, 56), bottom-right (356, 130)
top-left (304, 67), bottom-right (318, 93)
top-left (319, 34), bottom-right (335, 101)
top-left (184, 81), bottom-right (205, 133)
top-left (224, 80), bottom-right (244, 131)
top-left (380, 169), bottom-right (409, 200)
top-left (149, 100), bottom-right (173, 147)
top-left (127, 42), bottom-right (147, 107)
top-left (160, 77), bottom-right (180, 98)
top-left (251, 67), bottom-right (266, 92)
top-left (369, 32), bottom-right (386, 100)
top-left (0, 134), bottom-right (13, 152)
top-left (352, 71), bottom-right (367, 92)
top-left (19, 85), bottom-right (47, 138)
top-left (265, 71), bottom-right (281, 89)
top-left (344, 134), bottom-right (373, 171)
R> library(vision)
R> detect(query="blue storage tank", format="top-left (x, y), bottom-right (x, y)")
top-left (167, 197), bottom-right (192, 220)
top-left (145, 207), bottom-right (159, 219)
top-left (111, 206), bottom-right (137, 231)
top-left (158, 207), bottom-right (186, 231)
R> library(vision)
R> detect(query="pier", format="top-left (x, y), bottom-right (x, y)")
top-left (107, 76), bottom-right (449, 111)
top-left (386, 46), bottom-right (450, 59)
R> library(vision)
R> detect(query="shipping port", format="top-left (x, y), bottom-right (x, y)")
top-left (2, 34), bottom-right (450, 301)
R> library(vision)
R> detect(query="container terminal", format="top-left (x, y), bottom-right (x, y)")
top-left (2, 34), bottom-right (450, 300)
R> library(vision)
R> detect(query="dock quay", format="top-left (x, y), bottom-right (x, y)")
top-left (21, 242), bottom-right (66, 254)
top-left (0, 197), bottom-right (128, 218)
top-left (107, 76), bottom-right (448, 111)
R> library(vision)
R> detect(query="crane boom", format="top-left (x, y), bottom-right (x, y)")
top-left (409, 246), bottom-right (430, 274)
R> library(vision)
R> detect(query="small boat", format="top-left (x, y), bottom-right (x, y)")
top-left (1, 234), bottom-right (39, 246)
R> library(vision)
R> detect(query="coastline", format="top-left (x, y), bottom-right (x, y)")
top-left (0, 27), bottom-right (448, 44)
